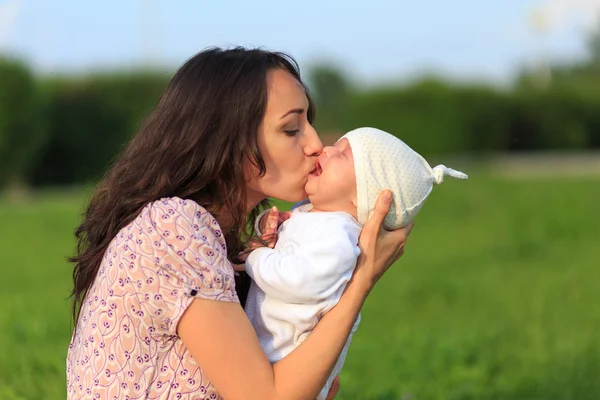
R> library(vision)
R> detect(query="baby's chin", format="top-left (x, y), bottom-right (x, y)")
top-left (303, 193), bottom-right (329, 209)
top-left (303, 181), bottom-right (316, 200)
top-left (304, 182), bottom-right (331, 208)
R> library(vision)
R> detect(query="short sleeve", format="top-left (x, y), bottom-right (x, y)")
top-left (138, 197), bottom-right (239, 337)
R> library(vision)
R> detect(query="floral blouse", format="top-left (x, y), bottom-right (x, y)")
top-left (66, 197), bottom-right (239, 399)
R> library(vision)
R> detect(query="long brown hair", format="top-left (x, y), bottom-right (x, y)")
top-left (70, 47), bottom-right (315, 323)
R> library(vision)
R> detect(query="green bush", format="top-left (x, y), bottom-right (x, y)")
top-left (30, 72), bottom-right (170, 186)
top-left (310, 71), bottom-right (600, 156)
top-left (2, 63), bottom-right (599, 188)
top-left (0, 57), bottom-right (45, 188)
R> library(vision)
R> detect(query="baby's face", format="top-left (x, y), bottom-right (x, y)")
top-left (305, 138), bottom-right (357, 217)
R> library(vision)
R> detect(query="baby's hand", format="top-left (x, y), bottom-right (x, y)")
top-left (257, 206), bottom-right (292, 237)
top-left (232, 238), bottom-right (267, 271)
top-left (236, 236), bottom-right (270, 263)
top-left (234, 207), bottom-right (287, 270)
top-left (232, 262), bottom-right (247, 272)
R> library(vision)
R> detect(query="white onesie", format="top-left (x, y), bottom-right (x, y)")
top-left (245, 209), bottom-right (362, 400)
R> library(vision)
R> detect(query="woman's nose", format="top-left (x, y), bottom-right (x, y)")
top-left (304, 124), bottom-right (324, 156)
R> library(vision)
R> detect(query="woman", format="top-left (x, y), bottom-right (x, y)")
top-left (66, 47), bottom-right (413, 400)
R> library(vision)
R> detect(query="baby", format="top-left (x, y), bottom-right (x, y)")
top-left (239, 127), bottom-right (467, 400)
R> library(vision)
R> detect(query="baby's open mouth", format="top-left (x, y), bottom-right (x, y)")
top-left (310, 160), bottom-right (323, 176)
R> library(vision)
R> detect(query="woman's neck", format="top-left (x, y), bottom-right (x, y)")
top-left (212, 191), bottom-right (265, 233)
top-left (245, 187), bottom-right (267, 214)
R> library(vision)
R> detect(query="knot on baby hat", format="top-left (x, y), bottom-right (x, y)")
top-left (341, 127), bottom-right (468, 230)
top-left (432, 164), bottom-right (469, 184)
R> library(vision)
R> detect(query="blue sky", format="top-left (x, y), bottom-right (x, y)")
top-left (0, 0), bottom-right (597, 85)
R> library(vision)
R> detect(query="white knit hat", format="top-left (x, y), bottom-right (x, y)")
top-left (341, 127), bottom-right (468, 230)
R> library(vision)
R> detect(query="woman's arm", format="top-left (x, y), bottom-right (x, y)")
top-left (178, 277), bottom-right (367, 400)
top-left (178, 190), bottom-right (413, 400)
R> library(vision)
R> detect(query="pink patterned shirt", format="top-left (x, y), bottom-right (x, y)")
top-left (66, 197), bottom-right (239, 400)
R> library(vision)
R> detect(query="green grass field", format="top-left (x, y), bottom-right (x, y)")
top-left (1, 174), bottom-right (599, 400)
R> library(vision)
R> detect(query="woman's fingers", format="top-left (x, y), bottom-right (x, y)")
top-left (381, 220), bottom-right (414, 261)
top-left (358, 190), bottom-right (393, 256)
top-left (361, 190), bottom-right (393, 237)
top-left (355, 190), bottom-right (414, 287)
top-left (324, 376), bottom-right (340, 400)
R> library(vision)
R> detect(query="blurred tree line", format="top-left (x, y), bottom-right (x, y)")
top-left (2, 32), bottom-right (600, 190)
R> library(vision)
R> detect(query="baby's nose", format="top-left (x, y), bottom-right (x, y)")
top-left (322, 146), bottom-right (339, 156)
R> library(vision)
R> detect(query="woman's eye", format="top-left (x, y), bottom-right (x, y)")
top-left (284, 129), bottom-right (300, 137)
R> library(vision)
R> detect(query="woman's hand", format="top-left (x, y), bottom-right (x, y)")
top-left (352, 190), bottom-right (414, 291)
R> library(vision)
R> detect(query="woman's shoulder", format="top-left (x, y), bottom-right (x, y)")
top-left (143, 196), bottom-right (214, 223)
top-left (142, 197), bottom-right (221, 231)
top-left (130, 196), bottom-right (236, 301)
top-left (136, 196), bottom-right (226, 253)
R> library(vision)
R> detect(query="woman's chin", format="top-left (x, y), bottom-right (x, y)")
top-left (270, 189), bottom-right (308, 204)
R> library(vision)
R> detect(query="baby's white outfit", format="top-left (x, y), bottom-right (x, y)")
top-left (245, 208), bottom-right (361, 400)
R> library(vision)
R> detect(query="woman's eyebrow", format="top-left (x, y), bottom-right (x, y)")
top-left (280, 108), bottom-right (304, 119)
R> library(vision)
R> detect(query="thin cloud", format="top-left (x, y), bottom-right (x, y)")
top-left (532, 0), bottom-right (600, 33)
top-left (0, 0), bottom-right (21, 49)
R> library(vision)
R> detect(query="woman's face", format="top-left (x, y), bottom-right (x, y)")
top-left (246, 68), bottom-right (323, 205)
